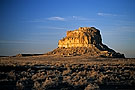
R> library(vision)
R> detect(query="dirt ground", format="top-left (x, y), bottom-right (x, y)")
top-left (0, 55), bottom-right (135, 90)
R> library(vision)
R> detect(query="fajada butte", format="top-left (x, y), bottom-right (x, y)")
top-left (45, 27), bottom-right (125, 58)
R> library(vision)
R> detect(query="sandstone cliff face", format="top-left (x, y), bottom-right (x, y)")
top-left (46, 27), bottom-right (125, 58)
top-left (58, 27), bottom-right (102, 48)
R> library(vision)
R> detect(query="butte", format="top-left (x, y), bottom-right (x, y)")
top-left (45, 27), bottom-right (125, 58)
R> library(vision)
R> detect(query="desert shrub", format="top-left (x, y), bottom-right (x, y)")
top-left (31, 72), bottom-right (46, 83)
top-left (33, 81), bottom-right (41, 90)
top-left (63, 76), bottom-right (71, 84)
top-left (42, 77), bottom-right (57, 89)
top-left (84, 83), bottom-right (99, 90)
top-left (77, 70), bottom-right (87, 76)
top-left (16, 81), bottom-right (24, 90)
top-left (8, 71), bottom-right (16, 81)
top-left (62, 69), bottom-right (72, 76)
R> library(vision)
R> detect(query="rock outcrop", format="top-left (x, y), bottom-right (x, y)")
top-left (46, 27), bottom-right (125, 58)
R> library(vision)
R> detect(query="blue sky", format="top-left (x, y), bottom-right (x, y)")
top-left (0, 0), bottom-right (135, 58)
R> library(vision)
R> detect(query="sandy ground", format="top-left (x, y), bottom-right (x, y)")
top-left (0, 55), bottom-right (135, 90)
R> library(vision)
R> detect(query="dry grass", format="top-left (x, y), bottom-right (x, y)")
top-left (0, 55), bottom-right (135, 90)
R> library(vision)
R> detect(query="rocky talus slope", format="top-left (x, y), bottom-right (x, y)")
top-left (46, 27), bottom-right (125, 58)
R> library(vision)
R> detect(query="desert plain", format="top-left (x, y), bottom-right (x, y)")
top-left (0, 55), bottom-right (135, 90)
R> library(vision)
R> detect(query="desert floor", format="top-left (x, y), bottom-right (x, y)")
top-left (0, 55), bottom-right (135, 90)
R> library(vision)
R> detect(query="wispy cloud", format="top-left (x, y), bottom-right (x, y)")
top-left (47, 17), bottom-right (65, 21)
top-left (72, 16), bottom-right (89, 21)
top-left (97, 13), bottom-right (117, 16)
top-left (29, 16), bottom-right (94, 22)
top-left (29, 17), bottom-right (65, 22)
top-left (119, 26), bottom-right (135, 33)
top-left (0, 40), bottom-right (37, 44)
top-left (66, 16), bottom-right (95, 22)
top-left (37, 26), bottom-right (67, 30)
top-left (31, 32), bottom-right (62, 36)
top-left (29, 18), bottom-right (47, 22)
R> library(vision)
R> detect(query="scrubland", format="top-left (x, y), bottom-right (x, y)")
top-left (0, 55), bottom-right (135, 90)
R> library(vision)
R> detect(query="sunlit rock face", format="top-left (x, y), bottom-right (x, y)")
top-left (46, 27), bottom-right (125, 58)
top-left (58, 27), bottom-right (102, 48)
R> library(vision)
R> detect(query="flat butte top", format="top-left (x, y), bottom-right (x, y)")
top-left (46, 27), bottom-right (125, 58)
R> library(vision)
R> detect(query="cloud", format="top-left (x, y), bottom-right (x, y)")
top-left (37, 26), bottom-right (67, 30)
top-left (119, 26), bottom-right (135, 33)
top-left (31, 32), bottom-right (62, 36)
top-left (47, 16), bottom-right (93, 22)
top-left (66, 16), bottom-right (95, 22)
top-left (28, 17), bottom-right (65, 22)
top-left (28, 18), bottom-right (47, 22)
top-left (29, 16), bottom-right (94, 23)
top-left (72, 16), bottom-right (88, 21)
top-left (0, 40), bottom-right (36, 44)
top-left (97, 13), bottom-right (117, 16)
top-left (47, 17), bottom-right (65, 21)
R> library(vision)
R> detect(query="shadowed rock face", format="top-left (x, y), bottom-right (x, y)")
top-left (46, 27), bottom-right (125, 58)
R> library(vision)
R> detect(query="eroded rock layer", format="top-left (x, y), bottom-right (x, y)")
top-left (58, 27), bottom-right (102, 48)
top-left (46, 27), bottom-right (125, 58)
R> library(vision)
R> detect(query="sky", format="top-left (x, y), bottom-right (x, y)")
top-left (0, 0), bottom-right (135, 58)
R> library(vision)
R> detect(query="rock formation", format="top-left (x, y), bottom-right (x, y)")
top-left (46, 27), bottom-right (125, 58)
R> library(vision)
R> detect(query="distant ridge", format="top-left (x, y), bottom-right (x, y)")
top-left (15, 54), bottom-right (43, 57)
